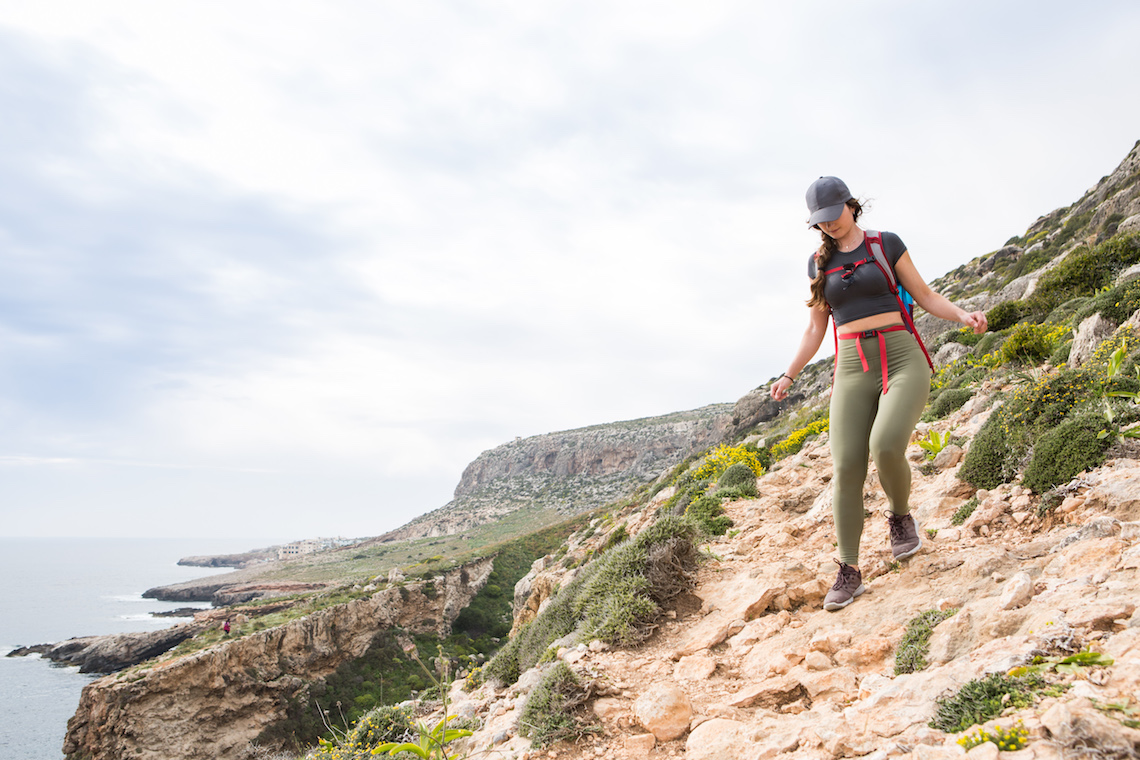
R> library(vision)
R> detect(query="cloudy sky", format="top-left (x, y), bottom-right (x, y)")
top-left (1, 1), bottom-right (1138, 540)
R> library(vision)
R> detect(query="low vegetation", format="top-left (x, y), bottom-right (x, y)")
top-left (484, 515), bottom-right (701, 686)
top-left (519, 662), bottom-right (600, 747)
top-left (894, 608), bottom-right (958, 675)
top-left (929, 671), bottom-right (1064, 734)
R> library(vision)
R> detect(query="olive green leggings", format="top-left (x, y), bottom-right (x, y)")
top-left (830, 329), bottom-right (931, 565)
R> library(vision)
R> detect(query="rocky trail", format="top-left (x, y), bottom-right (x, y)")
top-left (446, 390), bottom-right (1140, 759)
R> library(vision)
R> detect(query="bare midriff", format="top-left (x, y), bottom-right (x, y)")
top-left (835, 311), bottom-right (905, 334)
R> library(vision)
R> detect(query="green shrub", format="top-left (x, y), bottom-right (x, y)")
top-left (519, 662), bottom-right (598, 746)
top-left (929, 671), bottom-right (1059, 733)
top-left (972, 331), bottom-right (1005, 358)
top-left (997, 322), bottom-right (1070, 365)
top-left (1026, 233), bottom-right (1140, 317)
top-left (960, 368), bottom-right (1097, 490)
top-left (1044, 295), bottom-right (1093, 326)
top-left (600, 525), bottom-right (628, 553)
top-left (987, 301), bottom-right (1030, 332)
top-left (664, 478), bottom-right (711, 516)
top-left (1022, 412), bottom-right (1111, 493)
top-left (927, 387), bottom-right (974, 420)
top-left (714, 483), bottom-right (757, 500)
top-left (718, 462), bottom-right (756, 490)
top-left (958, 410), bottom-right (1015, 490)
top-left (689, 443), bottom-right (766, 481)
top-left (949, 326), bottom-right (987, 348)
top-left (686, 494), bottom-right (733, 536)
top-left (895, 609), bottom-right (958, 675)
top-left (771, 418), bottom-right (829, 460)
top-left (1049, 341), bottom-right (1072, 366)
top-left (344, 705), bottom-right (415, 749)
top-left (1078, 278), bottom-right (1140, 324)
top-left (1007, 369), bottom-right (1096, 430)
top-left (951, 497), bottom-right (979, 526)
top-left (485, 516), bottom-right (701, 686)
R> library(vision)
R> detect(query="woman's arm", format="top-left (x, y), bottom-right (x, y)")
top-left (894, 251), bottom-right (987, 334)
top-left (770, 305), bottom-right (830, 401)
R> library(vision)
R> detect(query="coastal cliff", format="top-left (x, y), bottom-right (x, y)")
top-left (62, 558), bottom-right (494, 760)
top-left (378, 404), bottom-right (734, 543)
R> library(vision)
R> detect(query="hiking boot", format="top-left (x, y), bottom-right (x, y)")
top-left (888, 512), bottom-right (923, 560)
top-left (823, 561), bottom-right (864, 611)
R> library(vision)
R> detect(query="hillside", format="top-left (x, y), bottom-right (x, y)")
top-left (303, 139), bottom-right (1140, 760)
top-left (58, 139), bottom-right (1140, 760)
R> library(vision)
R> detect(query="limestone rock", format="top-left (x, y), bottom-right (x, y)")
top-left (726, 675), bottom-right (809, 710)
top-left (674, 653), bottom-right (717, 681)
top-left (934, 342), bottom-right (970, 366)
top-left (684, 718), bottom-right (747, 760)
top-left (999, 572), bottom-right (1034, 610)
top-left (633, 682), bottom-right (692, 741)
top-left (622, 733), bottom-right (655, 758)
top-left (1070, 313), bottom-right (1116, 368)
top-left (1119, 213), bottom-right (1140, 236)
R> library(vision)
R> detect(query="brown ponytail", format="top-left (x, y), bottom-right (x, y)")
top-left (806, 199), bottom-right (864, 309)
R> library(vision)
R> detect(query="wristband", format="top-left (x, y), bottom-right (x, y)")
top-left (779, 373), bottom-right (795, 384)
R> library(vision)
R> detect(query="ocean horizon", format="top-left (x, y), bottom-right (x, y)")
top-left (0, 536), bottom-right (277, 760)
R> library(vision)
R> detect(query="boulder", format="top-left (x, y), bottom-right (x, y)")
top-left (685, 718), bottom-right (748, 760)
top-left (1069, 313), bottom-right (1116, 368)
top-left (633, 682), bottom-right (692, 741)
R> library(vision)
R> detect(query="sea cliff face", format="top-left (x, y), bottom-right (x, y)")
top-left (378, 404), bottom-right (734, 543)
top-left (62, 558), bottom-right (493, 760)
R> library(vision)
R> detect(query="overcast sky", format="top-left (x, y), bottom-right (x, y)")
top-left (1, 1), bottom-right (1138, 540)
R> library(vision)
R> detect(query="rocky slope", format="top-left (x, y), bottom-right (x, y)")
top-left (377, 404), bottom-right (734, 543)
top-left (62, 558), bottom-right (494, 760)
top-left (440, 404), bottom-right (1140, 759)
top-left (314, 140), bottom-right (1140, 760)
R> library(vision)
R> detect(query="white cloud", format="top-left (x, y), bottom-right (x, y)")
top-left (1, 1), bottom-right (1138, 537)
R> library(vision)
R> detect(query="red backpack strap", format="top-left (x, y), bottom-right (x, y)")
top-left (864, 230), bottom-right (936, 373)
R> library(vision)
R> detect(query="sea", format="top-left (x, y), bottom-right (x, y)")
top-left (0, 537), bottom-right (277, 760)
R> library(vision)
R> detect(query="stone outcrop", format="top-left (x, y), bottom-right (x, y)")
top-left (177, 548), bottom-right (279, 569)
top-left (144, 577), bottom-right (326, 604)
top-left (377, 405), bottom-right (733, 543)
top-left (63, 558), bottom-right (493, 760)
top-left (9, 624), bottom-right (205, 673)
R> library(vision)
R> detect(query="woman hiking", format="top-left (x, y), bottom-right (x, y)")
top-left (769, 176), bottom-right (987, 611)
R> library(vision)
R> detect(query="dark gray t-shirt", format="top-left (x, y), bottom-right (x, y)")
top-left (806, 231), bottom-right (907, 325)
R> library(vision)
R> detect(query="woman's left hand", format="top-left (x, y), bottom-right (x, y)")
top-left (962, 310), bottom-right (988, 334)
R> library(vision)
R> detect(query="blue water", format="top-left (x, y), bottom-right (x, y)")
top-left (0, 537), bottom-right (273, 760)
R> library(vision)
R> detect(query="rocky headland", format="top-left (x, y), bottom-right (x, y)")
top-left (177, 547), bottom-right (281, 569)
top-left (62, 558), bottom-right (494, 760)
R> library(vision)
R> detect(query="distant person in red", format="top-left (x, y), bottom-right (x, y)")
top-left (223, 620), bottom-right (231, 634)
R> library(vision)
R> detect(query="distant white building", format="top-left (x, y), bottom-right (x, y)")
top-left (277, 540), bottom-right (321, 560)
top-left (277, 536), bottom-right (359, 560)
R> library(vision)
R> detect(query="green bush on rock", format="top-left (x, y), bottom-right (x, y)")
top-left (519, 662), bottom-right (598, 747)
top-left (484, 515), bottom-right (701, 686)
top-left (1022, 412), bottom-right (1112, 493)
top-left (926, 387), bottom-right (974, 420)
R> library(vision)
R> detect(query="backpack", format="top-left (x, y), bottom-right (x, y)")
top-left (822, 230), bottom-right (935, 375)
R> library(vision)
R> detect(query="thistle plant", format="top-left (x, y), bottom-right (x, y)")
top-left (371, 642), bottom-right (472, 759)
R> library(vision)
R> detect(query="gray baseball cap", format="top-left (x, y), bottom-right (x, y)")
top-left (805, 176), bottom-right (853, 226)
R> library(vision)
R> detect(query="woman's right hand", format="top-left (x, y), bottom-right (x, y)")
top-left (770, 375), bottom-right (793, 401)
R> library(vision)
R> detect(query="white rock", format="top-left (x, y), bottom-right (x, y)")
top-left (999, 572), bottom-right (1034, 610)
